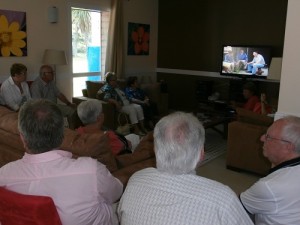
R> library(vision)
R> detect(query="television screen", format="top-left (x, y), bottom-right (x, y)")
top-left (220, 45), bottom-right (272, 79)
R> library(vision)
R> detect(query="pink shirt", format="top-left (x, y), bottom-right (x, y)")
top-left (0, 150), bottom-right (123, 225)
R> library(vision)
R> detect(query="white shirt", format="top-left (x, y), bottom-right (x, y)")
top-left (118, 167), bottom-right (254, 225)
top-left (0, 76), bottom-right (31, 111)
top-left (241, 164), bottom-right (300, 225)
top-left (0, 150), bottom-right (123, 225)
top-left (115, 88), bottom-right (130, 106)
top-left (252, 54), bottom-right (265, 65)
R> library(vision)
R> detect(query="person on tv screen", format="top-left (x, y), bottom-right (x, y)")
top-left (235, 49), bottom-right (248, 71)
top-left (246, 51), bottom-right (265, 75)
top-left (223, 50), bottom-right (235, 73)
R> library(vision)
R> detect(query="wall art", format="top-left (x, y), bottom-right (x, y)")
top-left (127, 22), bottom-right (150, 55)
top-left (0, 9), bottom-right (27, 57)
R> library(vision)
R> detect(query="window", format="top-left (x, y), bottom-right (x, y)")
top-left (71, 6), bottom-right (110, 96)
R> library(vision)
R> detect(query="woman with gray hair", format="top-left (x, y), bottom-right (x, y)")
top-left (77, 99), bottom-right (140, 155)
top-left (99, 72), bottom-right (147, 136)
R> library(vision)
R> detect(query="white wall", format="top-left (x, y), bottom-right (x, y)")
top-left (0, 0), bottom-right (158, 100)
top-left (276, 0), bottom-right (300, 119)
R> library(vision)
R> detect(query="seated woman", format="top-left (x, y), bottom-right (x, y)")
top-left (231, 82), bottom-right (272, 115)
top-left (125, 76), bottom-right (158, 129)
top-left (77, 99), bottom-right (140, 155)
top-left (99, 72), bottom-right (147, 136)
top-left (231, 82), bottom-right (259, 111)
top-left (0, 63), bottom-right (31, 111)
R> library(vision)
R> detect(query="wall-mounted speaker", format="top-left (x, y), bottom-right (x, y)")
top-left (48, 6), bottom-right (58, 23)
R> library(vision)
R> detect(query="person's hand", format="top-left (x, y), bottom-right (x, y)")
top-left (261, 93), bottom-right (267, 104)
top-left (143, 98), bottom-right (150, 105)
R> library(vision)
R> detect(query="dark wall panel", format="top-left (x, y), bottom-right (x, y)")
top-left (158, 0), bottom-right (288, 72)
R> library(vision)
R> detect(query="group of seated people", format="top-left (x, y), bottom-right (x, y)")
top-left (223, 50), bottom-right (265, 75)
top-left (1, 97), bottom-right (300, 225)
top-left (98, 72), bottom-right (158, 136)
top-left (0, 64), bottom-right (157, 135)
top-left (1, 66), bottom-right (299, 225)
top-left (0, 63), bottom-right (76, 117)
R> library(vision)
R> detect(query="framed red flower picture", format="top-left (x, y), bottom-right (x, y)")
top-left (128, 22), bottom-right (150, 56)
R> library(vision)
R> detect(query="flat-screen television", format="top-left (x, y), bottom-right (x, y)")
top-left (220, 45), bottom-right (272, 79)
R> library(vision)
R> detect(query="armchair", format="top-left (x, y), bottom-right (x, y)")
top-left (226, 108), bottom-right (273, 175)
top-left (0, 187), bottom-right (62, 225)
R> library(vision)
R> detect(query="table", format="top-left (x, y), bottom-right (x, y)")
top-left (194, 102), bottom-right (235, 139)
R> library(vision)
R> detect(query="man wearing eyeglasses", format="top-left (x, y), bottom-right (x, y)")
top-left (240, 116), bottom-right (300, 225)
top-left (30, 65), bottom-right (76, 126)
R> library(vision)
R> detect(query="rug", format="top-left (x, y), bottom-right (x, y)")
top-left (199, 127), bottom-right (227, 166)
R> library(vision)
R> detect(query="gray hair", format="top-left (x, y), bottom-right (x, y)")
top-left (39, 64), bottom-right (53, 77)
top-left (280, 116), bottom-right (300, 153)
top-left (153, 111), bottom-right (205, 174)
top-left (105, 72), bottom-right (116, 83)
top-left (18, 99), bottom-right (64, 154)
top-left (77, 99), bottom-right (102, 125)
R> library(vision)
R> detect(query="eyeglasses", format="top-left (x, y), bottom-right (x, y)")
top-left (19, 71), bottom-right (27, 76)
top-left (263, 133), bottom-right (291, 144)
top-left (44, 71), bottom-right (55, 75)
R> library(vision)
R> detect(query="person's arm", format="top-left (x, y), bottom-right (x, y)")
top-left (1, 82), bottom-right (20, 111)
top-left (57, 93), bottom-right (75, 107)
top-left (96, 161), bottom-right (123, 203)
top-left (240, 180), bottom-right (277, 215)
top-left (260, 93), bottom-right (268, 115)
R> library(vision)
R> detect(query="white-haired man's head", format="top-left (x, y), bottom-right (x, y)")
top-left (154, 111), bottom-right (205, 174)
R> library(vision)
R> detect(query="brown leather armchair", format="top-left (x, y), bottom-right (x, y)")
top-left (226, 108), bottom-right (273, 175)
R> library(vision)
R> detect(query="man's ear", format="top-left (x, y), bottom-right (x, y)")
top-left (19, 133), bottom-right (29, 151)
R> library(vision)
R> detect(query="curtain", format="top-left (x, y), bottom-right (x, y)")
top-left (105, 0), bottom-right (124, 79)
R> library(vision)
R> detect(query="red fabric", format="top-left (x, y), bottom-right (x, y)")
top-left (105, 130), bottom-right (124, 155)
top-left (76, 127), bottom-right (123, 155)
top-left (243, 95), bottom-right (260, 111)
top-left (0, 187), bottom-right (62, 225)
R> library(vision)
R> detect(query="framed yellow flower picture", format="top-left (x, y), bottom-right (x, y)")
top-left (128, 22), bottom-right (150, 56)
top-left (0, 9), bottom-right (27, 57)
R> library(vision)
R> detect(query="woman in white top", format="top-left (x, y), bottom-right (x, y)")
top-left (0, 63), bottom-right (31, 111)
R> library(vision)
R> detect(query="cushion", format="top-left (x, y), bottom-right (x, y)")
top-left (236, 107), bottom-right (273, 126)
top-left (0, 106), bottom-right (19, 135)
top-left (0, 187), bottom-right (62, 225)
top-left (86, 81), bottom-right (104, 98)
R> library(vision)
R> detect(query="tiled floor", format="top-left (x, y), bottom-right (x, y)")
top-left (197, 153), bottom-right (261, 195)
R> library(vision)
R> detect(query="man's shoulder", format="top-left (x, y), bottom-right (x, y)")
top-left (129, 168), bottom-right (236, 198)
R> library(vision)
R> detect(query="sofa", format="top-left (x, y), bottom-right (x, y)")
top-left (0, 105), bottom-right (156, 186)
top-left (72, 80), bottom-right (169, 130)
top-left (226, 107), bottom-right (273, 175)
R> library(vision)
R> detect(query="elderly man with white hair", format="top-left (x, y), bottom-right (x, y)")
top-left (241, 116), bottom-right (300, 225)
top-left (118, 111), bottom-right (253, 225)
